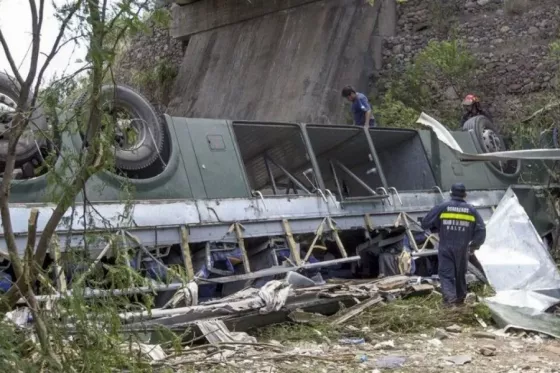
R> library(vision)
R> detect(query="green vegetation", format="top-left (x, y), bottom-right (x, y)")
top-left (255, 288), bottom-right (494, 344)
top-left (132, 58), bottom-right (178, 104)
top-left (0, 0), bottom-right (186, 371)
top-left (374, 38), bottom-right (476, 129)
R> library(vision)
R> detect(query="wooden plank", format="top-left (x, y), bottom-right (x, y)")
top-left (327, 217), bottom-right (347, 258)
top-left (50, 235), bottom-right (67, 292)
top-left (282, 219), bottom-right (301, 265)
top-left (234, 222), bottom-right (251, 273)
top-left (171, 0), bottom-right (321, 39)
top-left (329, 295), bottom-right (383, 325)
top-left (180, 225), bottom-right (195, 280)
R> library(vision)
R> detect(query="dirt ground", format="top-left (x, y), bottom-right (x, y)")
top-left (178, 327), bottom-right (560, 373)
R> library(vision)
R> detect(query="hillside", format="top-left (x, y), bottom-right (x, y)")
top-left (114, 0), bottom-right (559, 128)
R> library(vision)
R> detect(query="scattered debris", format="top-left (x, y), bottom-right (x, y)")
top-left (445, 324), bottom-right (463, 333)
top-left (403, 284), bottom-right (435, 298)
top-left (329, 295), bottom-right (383, 326)
top-left (5, 307), bottom-right (32, 327)
top-left (195, 319), bottom-right (256, 344)
top-left (545, 345), bottom-right (560, 356)
top-left (288, 309), bottom-right (327, 325)
top-left (427, 338), bottom-right (443, 347)
top-left (474, 313), bottom-right (488, 328)
top-left (434, 328), bottom-right (450, 340)
top-left (479, 344), bottom-right (497, 357)
top-left (376, 276), bottom-right (410, 291)
top-left (476, 189), bottom-right (560, 338)
top-left (472, 331), bottom-right (497, 340)
top-left (338, 337), bottom-right (365, 345)
top-left (374, 355), bottom-right (406, 369)
top-left (125, 342), bottom-right (166, 361)
top-left (373, 340), bottom-right (395, 350)
top-left (442, 354), bottom-right (472, 365)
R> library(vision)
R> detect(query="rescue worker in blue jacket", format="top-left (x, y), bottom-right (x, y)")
top-left (421, 183), bottom-right (486, 307)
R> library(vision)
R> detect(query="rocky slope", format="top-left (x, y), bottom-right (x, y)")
top-left (380, 0), bottom-right (559, 124)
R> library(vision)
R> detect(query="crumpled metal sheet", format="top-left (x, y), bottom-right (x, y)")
top-left (483, 300), bottom-right (560, 339)
top-left (476, 188), bottom-right (560, 295)
top-left (474, 188), bottom-right (560, 337)
top-left (416, 112), bottom-right (560, 160)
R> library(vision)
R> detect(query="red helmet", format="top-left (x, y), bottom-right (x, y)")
top-left (462, 94), bottom-right (479, 106)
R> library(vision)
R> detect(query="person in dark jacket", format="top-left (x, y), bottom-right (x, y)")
top-left (460, 94), bottom-right (493, 128)
top-left (341, 85), bottom-right (377, 127)
top-left (421, 183), bottom-right (486, 307)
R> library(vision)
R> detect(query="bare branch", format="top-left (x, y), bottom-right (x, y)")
top-left (101, 0), bottom-right (109, 25)
top-left (22, 209), bottom-right (63, 369)
top-left (38, 34), bottom-right (84, 60)
top-left (37, 0), bottom-right (46, 33)
top-left (31, 0), bottom-right (83, 108)
top-left (0, 31), bottom-right (25, 85)
top-left (522, 100), bottom-right (560, 124)
top-left (26, 0), bottom-right (42, 87)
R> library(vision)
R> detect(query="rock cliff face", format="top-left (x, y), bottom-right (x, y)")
top-left (113, 10), bottom-right (184, 110)
top-left (381, 0), bottom-right (559, 123)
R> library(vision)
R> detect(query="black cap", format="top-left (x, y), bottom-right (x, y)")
top-left (450, 183), bottom-right (467, 198)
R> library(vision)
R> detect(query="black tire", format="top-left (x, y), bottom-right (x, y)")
top-left (538, 128), bottom-right (560, 149)
top-left (73, 84), bottom-right (166, 171)
top-left (0, 72), bottom-right (48, 166)
top-left (462, 115), bottom-right (504, 152)
top-left (463, 115), bottom-right (521, 178)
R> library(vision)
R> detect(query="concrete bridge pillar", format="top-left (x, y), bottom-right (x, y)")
top-left (372, 0), bottom-right (396, 72)
top-left (168, 0), bottom-right (383, 124)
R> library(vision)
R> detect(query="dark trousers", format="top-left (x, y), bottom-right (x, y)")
top-left (438, 246), bottom-right (469, 304)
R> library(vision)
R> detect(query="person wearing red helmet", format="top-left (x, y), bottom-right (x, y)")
top-left (460, 94), bottom-right (493, 128)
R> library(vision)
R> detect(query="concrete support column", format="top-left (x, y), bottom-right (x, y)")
top-left (378, 0), bottom-right (397, 37)
top-left (372, 0), bottom-right (397, 73)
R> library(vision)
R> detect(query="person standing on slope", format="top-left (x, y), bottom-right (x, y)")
top-left (421, 183), bottom-right (486, 308)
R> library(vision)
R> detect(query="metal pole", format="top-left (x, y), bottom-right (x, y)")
top-left (329, 160), bottom-right (344, 202)
top-left (300, 123), bottom-right (326, 190)
top-left (266, 156), bottom-right (312, 194)
top-left (263, 155), bottom-right (278, 195)
top-left (334, 160), bottom-right (379, 197)
top-left (363, 127), bottom-right (389, 189)
top-left (16, 282), bottom-right (188, 304)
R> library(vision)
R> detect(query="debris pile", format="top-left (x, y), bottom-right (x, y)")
top-left (119, 274), bottom-right (436, 330)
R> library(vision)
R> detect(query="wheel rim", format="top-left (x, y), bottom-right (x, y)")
top-left (480, 127), bottom-right (518, 175)
top-left (0, 92), bottom-right (16, 116)
top-left (0, 91), bottom-right (42, 152)
top-left (481, 128), bottom-right (505, 153)
top-left (104, 106), bottom-right (147, 152)
top-left (0, 92), bottom-right (17, 133)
